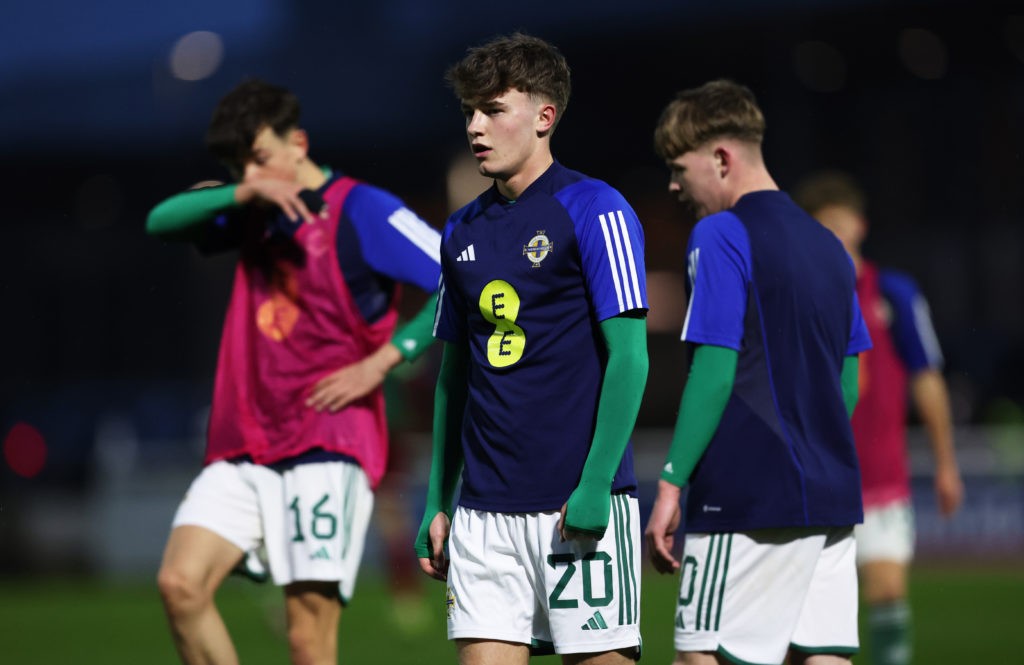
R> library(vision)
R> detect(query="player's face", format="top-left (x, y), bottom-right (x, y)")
top-left (462, 89), bottom-right (549, 182)
top-left (812, 204), bottom-right (866, 256)
top-left (666, 146), bottom-right (728, 219)
top-left (240, 126), bottom-right (307, 184)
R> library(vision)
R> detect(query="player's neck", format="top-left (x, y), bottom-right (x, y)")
top-left (297, 158), bottom-right (328, 190)
top-left (728, 169), bottom-right (779, 207)
top-left (496, 151), bottom-right (554, 201)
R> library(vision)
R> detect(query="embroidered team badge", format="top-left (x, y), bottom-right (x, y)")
top-left (523, 231), bottom-right (553, 268)
top-left (446, 586), bottom-right (457, 618)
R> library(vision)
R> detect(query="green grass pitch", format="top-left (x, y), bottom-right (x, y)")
top-left (1, 565), bottom-right (1021, 663)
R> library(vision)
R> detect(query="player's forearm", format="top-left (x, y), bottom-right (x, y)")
top-left (390, 291), bottom-right (440, 363)
top-left (841, 354), bottom-right (860, 419)
top-left (146, 183), bottom-right (240, 238)
top-left (661, 344), bottom-right (737, 487)
top-left (910, 369), bottom-right (958, 467)
top-left (424, 343), bottom-right (468, 515)
top-left (577, 315), bottom-right (649, 487)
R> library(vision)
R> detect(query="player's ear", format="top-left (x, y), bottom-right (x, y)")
top-left (288, 128), bottom-right (310, 158)
top-left (536, 103), bottom-right (557, 135)
top-left (714, 146), bottom-right (730, 179)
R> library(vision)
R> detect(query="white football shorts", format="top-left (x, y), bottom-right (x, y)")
top-left (674, 527), bottom-right (858, 664)
top-left (446, 494), bottom-right (642, 657)
top-left (854, 499), bottom-right (915, 565)
top-left (171, 458), bottom-right (374, 603)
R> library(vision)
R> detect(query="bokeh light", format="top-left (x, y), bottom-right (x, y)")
top-left (792, 40), bottom-right (847, 93)
top-left (3, 421), bottom-right (47, 479)
top-left (168, 31), bottom-right (224, 82)
top-left (899, 27), bottom-right (948, 80)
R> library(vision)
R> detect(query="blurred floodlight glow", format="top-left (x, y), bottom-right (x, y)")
top-left (792, 41), bottom-right (846, 93)
top-left (899, 28), bottom-right (947, 80)
top-left (169, 31), bottom-right (224, 81)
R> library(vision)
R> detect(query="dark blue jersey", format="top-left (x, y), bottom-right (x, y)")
top-left (878, 269), bottom-right (943, 373)
top-left (681, 190), bottom-right (872, 532)
top-left (434, 162), bottom-right (648, 513)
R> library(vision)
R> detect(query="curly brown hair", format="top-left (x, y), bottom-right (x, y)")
top-left (446, 33), bottom-right (571, 130)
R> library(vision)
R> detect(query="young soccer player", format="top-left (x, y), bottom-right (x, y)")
top-left (147, 79), bottom-right (442, 665)
top-left (415, 33), bottom-right (649, 665)
top-left (794, 170), bottom-right (964, 665)
top-left (644, 80), bottom-right (872, 665)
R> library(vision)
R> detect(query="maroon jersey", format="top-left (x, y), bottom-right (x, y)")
top-left (853, 260), bottom-right (919, 508)
top-left (206, 176), bottom-right (398, 488)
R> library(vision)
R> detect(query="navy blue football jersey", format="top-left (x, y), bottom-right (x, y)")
top-left (680, 190), bottom-right (872, 532)
top-left (434, 162), bottom-right (648, 512)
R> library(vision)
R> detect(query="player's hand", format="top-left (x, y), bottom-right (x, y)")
top-left (236, 178), bottom-right (324, 223)
top-left (934, 461), bottom-right (964, 517)
top-left (416, 512), bottom-right (451, 582)
top-left (306, 344), bottom-right (402, 413)
top-left (645, 479), bottom-right (683, 574)
top-left (559, 480), bottom-right (610, 541)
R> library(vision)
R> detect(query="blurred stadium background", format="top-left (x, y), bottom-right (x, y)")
top-left (2, 1), bottom-right (1022, 662)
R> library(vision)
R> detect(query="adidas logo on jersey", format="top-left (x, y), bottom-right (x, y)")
top-left (456, 244), bottom-right (476, 262)
top-left (580, 611), bottom-right (609, 630)
top-left (310, 546), bottom-right (331, 561)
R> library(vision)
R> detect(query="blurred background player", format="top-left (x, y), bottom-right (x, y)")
top-left (416, 33), bottom-right (649, 665)
top-left (645, 80), bottom-right (872, 665)
top-left (794, 170), bottom-right (964, 665)
top-left (147, 79), bottom-right (441, 665)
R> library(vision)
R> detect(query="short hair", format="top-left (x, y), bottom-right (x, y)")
top-left (653, 79), bottom-right (765, 160)
top-left (792, 170), bottom-right (867, 217)
top-left (205, 79), bottom-right (301, 175)
top-left (446, 32), bottom-right (571, 130)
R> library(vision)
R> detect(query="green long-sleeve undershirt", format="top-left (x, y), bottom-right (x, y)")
top-left (563, 314), bottom-right (649, 536)
top-left (146, 181), bottom-right (438, 362)
top-left (146, 183), bottom-right (237, 239)
top-left (660, 346), bottom-right (860, 487)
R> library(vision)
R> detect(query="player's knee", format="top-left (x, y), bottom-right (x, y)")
top-left (157, 566), bottom-right (210, 616)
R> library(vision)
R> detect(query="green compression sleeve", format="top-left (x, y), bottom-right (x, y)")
top-left (146, 184), bottom-right (238, 238)
top-left (660, 344), bottom-right (738, 487)
top-left (414, 342), bottom-right (467, 558)
top-left (563, 314), bottom-right (649, 537)
top-left (390, 291), bottom-right (439, 362)
top-left (841, 354), bottom-right (860, 419)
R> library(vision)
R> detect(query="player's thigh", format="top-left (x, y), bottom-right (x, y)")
top-left (561, 646), bottom-right (638, 665)
top-left (456, 639), bottom-right (530, 665)
top-left (284, 581), bottom-right (342, 634)
top-left (159, 525), bottom-right (244, 594)
top-left (790, 528), bottom-right (858, 657)
top-left (674, 529), bottom-right (827, 665)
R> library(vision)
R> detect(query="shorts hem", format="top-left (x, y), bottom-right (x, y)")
top-left (552, 637), bottom-right (641, 655)
top-left (448, 628), bottom-right (533, 645)
top-left (170, 519), bottom-right (251, 556)
top-left (790, 642), bottom-right (859, 655)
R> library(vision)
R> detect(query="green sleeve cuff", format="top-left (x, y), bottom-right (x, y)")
top-left (391, 291), bottom-right (439, 362)
top-left (841, 354), bottom-right (860, 419)
top-left (146, 184), bottom-right (238, 238)
top-left (661, 344), bottom-right (738, 486)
